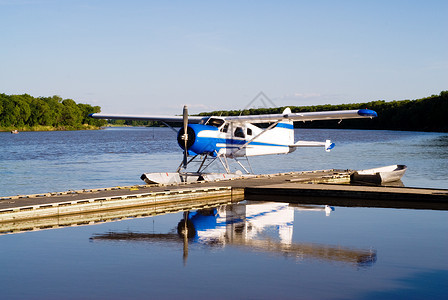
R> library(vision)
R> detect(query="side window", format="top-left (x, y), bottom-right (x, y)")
top-left (247, 128), bottom-right (252, 136)
top-left (234, 127), bottom-right (245, 138)
top-left (221, 123), bottom-right (229, 133)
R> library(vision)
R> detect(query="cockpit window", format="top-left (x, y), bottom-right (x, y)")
top-left (207, 118), bottom-right (225, 128)
top-left (247, 128), bottom-right (252, 136)
top-left (221, 123), bottom-right (229, 133)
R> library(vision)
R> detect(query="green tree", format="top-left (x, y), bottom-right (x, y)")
top-left (0, 93), bottom-right (106, 130)
top-left (61, 99), bottom-right (82, 127)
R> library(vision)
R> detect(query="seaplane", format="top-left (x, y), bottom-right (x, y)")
top-left (90, 105), bottom-right (377, 184)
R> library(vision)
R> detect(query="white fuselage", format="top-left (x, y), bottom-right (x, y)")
top-left (191, 118), bottom-right (295, 158)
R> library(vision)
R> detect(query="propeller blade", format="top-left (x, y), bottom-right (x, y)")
top-left (182, 105), bottom-right (188, 169)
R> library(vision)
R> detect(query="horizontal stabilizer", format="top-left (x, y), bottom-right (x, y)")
top-left (290, 139), bottom-right (335, 152)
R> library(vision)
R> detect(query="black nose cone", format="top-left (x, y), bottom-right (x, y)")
top-left (177, 126), bottom-right (196, 150)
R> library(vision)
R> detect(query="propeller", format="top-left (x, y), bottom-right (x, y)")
top-left (182, 105), bottom-right (188, 169)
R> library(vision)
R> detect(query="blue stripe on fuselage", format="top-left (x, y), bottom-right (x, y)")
top-left (187, 124), bottom-right (290, 156)
top-left (190, 135), bottom-right (289, 156)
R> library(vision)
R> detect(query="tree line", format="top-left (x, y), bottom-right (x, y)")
top-left (0, 93), bottom-right (106, 131)
top-left (2, 91), bottom-right (447, 132)
top-left (199, 91), bottom-right (448, 132)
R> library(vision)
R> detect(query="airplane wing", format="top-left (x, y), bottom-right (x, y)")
top-left (89, 113), bottom-right (206, 123)
top-left (90, 108), bottom-right (377, 124)
top-left (223, 109), bottom-right (377, 123)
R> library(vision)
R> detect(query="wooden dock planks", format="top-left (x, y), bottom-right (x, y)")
top-left (245, 183), bottom-right (448, 210)
top-left (1, 169), bottom-right (447, 229)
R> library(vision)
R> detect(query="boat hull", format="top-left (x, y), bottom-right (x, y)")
top-left (351, 165), bottom-right (407, 184)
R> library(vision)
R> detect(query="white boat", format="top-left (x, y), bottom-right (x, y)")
top-left (350, 165), bottom-right (407, 184)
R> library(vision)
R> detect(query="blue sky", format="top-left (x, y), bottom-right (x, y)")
top-left (1, 0), bottom-right (447, 115)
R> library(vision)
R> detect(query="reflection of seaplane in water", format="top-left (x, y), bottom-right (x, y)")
top-left (180, 202), bottom-right (335, 244)
top-left (90, 106), bottom-right (377, 183)
top-left (91, 202), bottom-right (376, 267)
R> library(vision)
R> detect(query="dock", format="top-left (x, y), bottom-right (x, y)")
top-left (245, 183), bottom-right (448, 210)
top-left (1, 169), bottom-right (447, 234)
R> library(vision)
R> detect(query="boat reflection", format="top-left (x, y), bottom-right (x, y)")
top-left (91, 201), bottom-right (376, 267)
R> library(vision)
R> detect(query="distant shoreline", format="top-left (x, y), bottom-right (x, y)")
top-left (0, 124), bottom-right (102, 132)
top-left (3, 91), bottom-right (447, 133)
top-left (198, 91), bottom-right (448, 133)
top-left (0, 93), bottom-right (107, 131)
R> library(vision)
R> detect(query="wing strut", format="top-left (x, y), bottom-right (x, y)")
top-left (160, 121), bottom-right (178, 134)
top-left (230, 120), bottom-right (280, 158)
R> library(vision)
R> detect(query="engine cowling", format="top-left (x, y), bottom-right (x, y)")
top-left (177, 124), bottom-right (221, 156)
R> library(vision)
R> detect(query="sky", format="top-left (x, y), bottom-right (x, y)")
top-left (1, 0), bottom-right (447, 115)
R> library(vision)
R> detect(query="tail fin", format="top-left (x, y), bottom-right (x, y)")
top-left (325, 139), bottom-right (335, 152)
top-left (275, 107), bottom-right (294, 145)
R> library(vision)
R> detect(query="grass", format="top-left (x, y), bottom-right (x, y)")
top-left (0, 124), bottom-right (103, 132)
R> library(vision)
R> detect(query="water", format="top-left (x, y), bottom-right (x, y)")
top-left (1, 128), bottom-right (447, 299)
top-left (1, 128), bottom-right (447, 196)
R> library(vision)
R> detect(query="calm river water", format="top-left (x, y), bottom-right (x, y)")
top-left (1, 127), bottom-right (447, 299)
